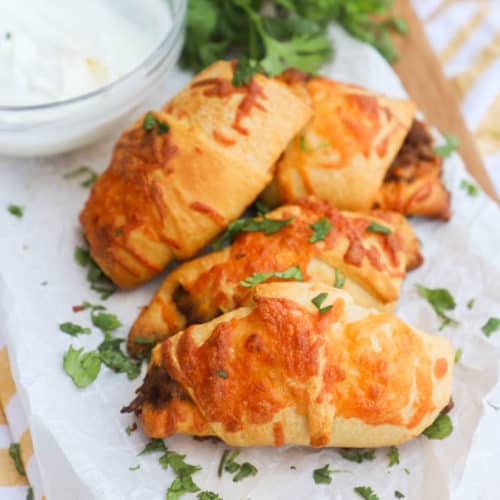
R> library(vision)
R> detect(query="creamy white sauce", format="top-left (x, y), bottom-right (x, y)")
top-left (0, 0), bottom-right (163, 106)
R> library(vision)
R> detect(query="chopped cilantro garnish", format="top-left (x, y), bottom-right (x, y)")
top-left (166, 474), bottom-right (200, 499)
top-left (240, 265), bottom-right (303, 287)
top-left (387, 446), bottom-right (399, 467)
top-left (197, 492), bottom-right (222, 500)
top-left (309, 216), bottom-right (332, 243)
top-left (354, 486), bottom-right (379, 500)
top-left (395, 491), bottom-right (405, 499)
top-left (7, 204), bottom-right (23, 218)
top-left (404, 467), bottom-right (410, 475)
top-left (216, 369), bottom-right (228, 379)
top-left (5, 32), bottom-right (12, 40)
top-left (139, 438), bottom-right (167, 455)
top-left (232, 57), bottom-right (265, 86)
top-left (434, 133), bottom-right (459, 158)
top-left (218, 450), bottom-right (230, 478)
top-left (300, 136), bottom-right (330, 152)
top-left (467, 298), bottom-right (475, 309)
top-left (160, 450), bottom-right (202, 477)
top-left (27, 487), bottom-right (34, 500)
top-left (224, 451), bottom-right (241, 473)
top-left (129, 464), bottom-right (140, 471)
top-left (334, 268), bottom-right (345, 288)
top-left (92, 311), bottom-right (121, 333)
top-left (481, 317), bottom-right (500, 337)
top-left (74, 246), bottom-right (116, 300)
top-left (254, 200), bottom-right (270, 216)
top-left (218, 449), bottom-right (257, 482)
top-left (339, 448), bottom-right (375, 463)
top-left (423, 414), bottom-right (453, 440)
top-left (142, 111), bottom-right (169, 135)
top-left (213, 216), bottom-right (292, 249)
top-left (313, 464), bottom-right (333, 484)
top-left (311, 292), bottom-right (332, 314)
top-left (366, 222), bottom-right (391, 234)
top-left (59, 322), bottom-right (91, 336)
top-left (98, 333), bottom-right (141, 380)
top-left (460, 179), bottom-right (479, 197)
top-left (63, 346), bottom-right (101, 388)
top-left (416, 285), bottom-right (458, 330)
top-left (134, 336), bottom-right (156, 345)
top-left (63, 166), bottom-right (98, 187)
top-left (8, 443), bottom-right (26, 476)
top-left (125, 423), bottom-right (137, 436)
top-left (233, 462), bottom-right (257, 482)
top-left (454, 348), bottom-right (463, 363)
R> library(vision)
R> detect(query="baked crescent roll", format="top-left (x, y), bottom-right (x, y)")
top-left (375, 120), bottom-right (451, 220)
top-left (261, 76), bottom-right (416, 211)
top-left (124, 282), bottom-right (454, 447)
top-left (128, 198), bottom-right (422, 357)
top-left (79, 61), bottom-right (312, 288)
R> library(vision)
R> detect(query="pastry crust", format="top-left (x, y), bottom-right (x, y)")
top-left (263, 77), bottom-right (416, 211)
top-left (375, 120), bottom-right (451, 220)
top-left (125, 282), bottom-right (453, 447)
top-left (128, 198), bottom-right (422, 357)
top-left (80, 61), bottom-right (312, 288)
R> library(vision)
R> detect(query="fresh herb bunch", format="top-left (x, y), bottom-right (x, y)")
top-left (181, 0), bottom-right (406, 75)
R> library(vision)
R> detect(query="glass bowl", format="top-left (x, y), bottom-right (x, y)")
top-left (0, 0), bottom-right (186, 157)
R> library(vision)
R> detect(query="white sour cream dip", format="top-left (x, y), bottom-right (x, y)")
top-left (0, 0), bottom-right (163, 106)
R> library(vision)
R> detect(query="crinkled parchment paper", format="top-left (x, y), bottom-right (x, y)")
top-left (1, 26), bottom-right (499, 500)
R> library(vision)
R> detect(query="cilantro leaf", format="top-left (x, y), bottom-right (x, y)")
top-left (454, 348), bottom-right (463, 363)
top-left (309, 216), bottom-right (332, 243)
top-left (254, 200), bottom-right (270, 216)
top-left (133, 336), bottom-right (156, 345)
top-left (59, 322), bottom-right (91, 336)
top-left (197, 492), bottom-right (223, 500)
top-left (233, 462), bottom-right (258, 482)
top-left (467, 298), bottom-right (475, 309)
top-left (129, 464), bottom-right (140, 471)
top-left (354, 486), bottom-right (379, 500)
top-left (27, 487), bottom-right (34, 500)
top-left (166, 475), bottom-right (200, 500)
top-left (143, 111), bottom-right (170, 135)
top-left (216, 369), bottom-right (228, 379)
top-left (434, 133), bottom-right (459, 158)
top-left (311, 292), bottom-right (332, 314)
top-left (138, 438), bottom-right (167, 455)
top-left (98, 334), bottom-right (141, 380)
top-left (233, 57), bottom-right (265, 86)
top-left (92, 311), bottom-right (121, 333)
top-left (63, 346), bottom-right (101, 388)
top-left (366, 222), bottom-right (391, 234)
top-left (423, 414), bottom-right (453, 440)
top-left (8, 443), bottom-right (26, 476)
top-left (7, 204), bottom-right (23, 218)
top-left (160, 451), bottom-right (202, 477)
top-left (387, 446), bottom-right (399, 467)
top-left (481, 317), bottom-right (500, 337)
top-left (313, 464), bottom-right (333, 484)
top-left (339, 448), bottom-right (375, 463)
top-left (218, 450), bottom-right (230, 477)
top-left (395, 491), bottom-right (405, 499)
top-left (334, 268), bottom-right (345, 288)
top-left (213, 216), bottom-right (292, 249)
top-left (240, 265), bottom-right (303, 287)
top-left (224, 451), bottom-right (241, 474)
top-left (416, 285), bottom-right (458, 330)
top-left (460, 179), bottom-right (479, 197)
top-left (74, 246), bottom-right (116, 300)
top-left (63, 166), bottom-right (99, 188)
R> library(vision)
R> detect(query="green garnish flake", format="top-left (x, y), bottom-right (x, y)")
top-left (423, 414), bottom-right (453, 440)
top-left (27, 487), bottom-right (34, 500)
top-left (138, 438), bottom-right (167, 455)
top-left (7, 204), bottom-right (23, 218)
top-left (166, 475), bottom-right (200, 500)
top-left (311, 292), bottom-right (332, 314)
top-left (232, 57), bottom-right (265, 86)
top-left (339, 448), bottom-right (375, 463)
top-left (481, 317), bottom-right (500, 337)
top-left (233, 462), bottom-right (257, 482)
top-left (309, 216), bottom-right (332, 243)
top-left (92, 311), bottom-right (121, 333)
top-left (334, 268), bottom-right (345, 289)
top-left (213, 215), bottom-right (292, 249)
top-left (142, 111), bottom-right (170, 135)
top-left (467, 298), bottom-right (475, 309)
top-left (8, 443), bottom-right (26, 476)
top-left (5, 32), bottom-right (12, 40)
top-left (63, 346), bottom-right (101, 388)
top-left (404, 467), bottom-right (410, 475)
top-left (224, 451), bottom-right (241, 474)
top-left (354, 486), bottom-right (379, 500)
top-left (454, 348), bottom-right (463, 363)
top-left (387, 446), bottom-right (399, 467)
top-left (366, 222), bottom-right (391, 234)
top-left (434, 133), bottom-right (460, 158)
top-left (395, 491), bottom-right (405, 499)
top-left (129, 464), bottom-right (140, 471)
top-left (218, 449), bottom-right (257, 482)
top-left (300, 136), bottom-right (330, 152)
top-left (98, 333), bottom-right (141, 380)
top-left (460, 179), bottom-right (479, 197)
top-left (254, 200), bottom-right (270, 216)
top-left (313, 464), bottom-right (333, 484)
top-left (197, 492), bottom-right (223, 500)
top-left (240, 265), bottom-right (303, 288)
top-left (159, 450), bottom-right (202, 476)
top-left (415, 285), bottom-right (458, 330)
top-left (74, 246), bottom-right (116, 300)
top-left (59, 322), bottom-right (91, 337)
top-left (63, 166), bottom-right (98, 187)
top-left (216, 369), bottom-right (228, 379)
top-left (133, 336), bottom-right (156, 345)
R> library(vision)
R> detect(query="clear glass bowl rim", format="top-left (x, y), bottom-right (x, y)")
top-left (0, 0), bottom-right (186, 113)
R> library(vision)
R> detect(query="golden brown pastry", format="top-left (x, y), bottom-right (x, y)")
top-left (375, 120), bottom-right (451, 220)
top-left (79, 61), bottom-right (312, 288)
top-left (124, 282), bottom-right (454, 447)
top-left (128, 198), bottom-right (422, 357)
top-left (261, 76), bottom-right (416, 211)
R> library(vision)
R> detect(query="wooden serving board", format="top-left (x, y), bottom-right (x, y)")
top-left (391, 0), bottom-right (499, 203)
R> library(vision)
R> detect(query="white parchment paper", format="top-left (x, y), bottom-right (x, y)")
top-left (1, 26), bottom-right (500, 500)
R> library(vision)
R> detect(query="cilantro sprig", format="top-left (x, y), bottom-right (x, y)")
top-left (416, 285), bottom-right (458, 330)
top-left (339, 448), bottom-right (375, 463)
top-left (7, 204), bottom-right (24, 218)
top-left (354, 486), bottom-right (379, 500)
top-left (482, 317), bottom-right (500, 337)
top-left (423, 414), bottom-right (453, 440)
top-left (74, 246), bottom-right (116, 300)
top-left (309, 216), bottom-right (332, 243)
top-left (434, 133), bottom-right (459, 158)
top-left (312, 292), bottom-right (333, 314)
top-left (63, 166), bottom-right (98, 188)
top-left (217, 449), bottom-right (258, 483)
top-left (8, 443), bottom-right (26, 476)
top-left (240, 265), bottom-right (304, 287)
